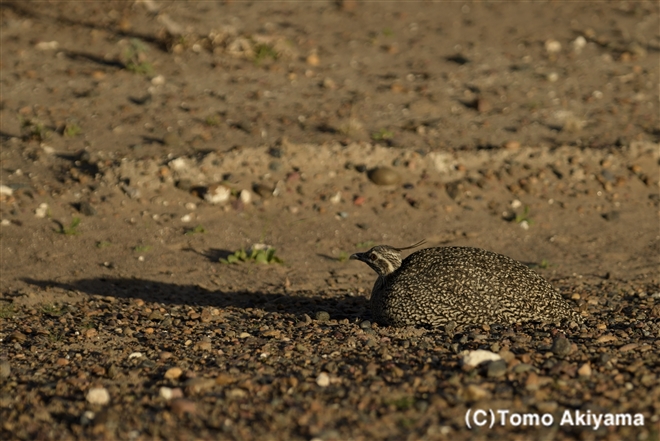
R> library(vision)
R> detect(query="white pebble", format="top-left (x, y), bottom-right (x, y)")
top-left (572, 36), bottom-right (587, 52)
top-left (151, 75), bottom-right (166, 85)
top-left (184, 202), bottom-right (196, 210)
top-left (329, 191), bottom-right (341, 204)
top-left (35, 203), bottom-right (49, 218)
top-left (461, 349), bottom-right (502, 367)
top-left (510, 199), bottom-right (522, 209)
top-left (35, 41), bottom-right (59, 51)
top-left (181, 214), bottom-right (192, 223)
top-left (128, 352), bottom-right (143, 359)
top-left (0, 185), bottom-right (13, 196)
top-left (159, 387), bottom-right (174, 400)
top-left (316, 372), bottom-right (330, 387)
top-left (239, 189), bottom-right (252, 204)
top-left (519, 220), bottom-right (530, 230)
top-left (86, 387), bottom-right (110, 405)
top-left (204, 184), bottom-right (231, 204)
top-left (545, 39), bottom-right (562, 54)
top-left (1, 219), bottom-right (10, 226)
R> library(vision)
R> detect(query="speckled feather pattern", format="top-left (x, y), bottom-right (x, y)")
top-left (353, 246), bottom-right (583, 327)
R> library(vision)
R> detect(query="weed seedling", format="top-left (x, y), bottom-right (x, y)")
top-left (56, 217), bottom-right (81, 235)
top-left (63, 122), bottom-right (82, 137)
top-left (515, 206), bottom-right (534, 225)
top-left (220, 246), bottom-right (283, 265)
top-left (185, 225), bottom-right (206, 235)
top-left (253, 43), bottom-right (278, 64)
top-left (123, 39), bottom-right (154, 75)
top-left (371, 128), bottom-right (394, 141)
top-left (337, 251), bottom-right (350, 263)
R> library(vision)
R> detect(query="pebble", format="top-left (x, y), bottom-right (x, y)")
top-left (465, 384), bottom-right (491, 401)
top-left (164, 367), bottom-right (183, 380)
top-left (159, 387), bottom-right (183, 400)
top-left (577, 363), bottom-right (592, 377)
top-left (316, 372), bottom-right (330, 387)
top-left (486, 360), bottom-right (507, 378)
top-left (204, 184), bottom-right (231, 204)
top-left (175, 179), bottom-right (193, 191)
top-left (0, 359), bottom-right (10, 379)
top-left (86, 387), bottom-right (110, 405)
top-left (169, 398), bottom-right (197, 416)
top-left (0, 185), bottom-right (14, 196)
top-left (315, 311), bottom-right (330, 322)
top-left (253, 184), bottom-right (274, 199)
top-left (185, 378), bottom-right (216, 394)
top-left (368, 167), bottom-right (401, 186)
top-left (78, 201), bottom-right (97, 216)
top-left (462, 350), bottom-right (502, 367)
top-left (35, 203), bottom-right (49, 218)
top-left (551, 337), bottom-right (572, 356)
top-left (239, 189), bottom-right (252, 204)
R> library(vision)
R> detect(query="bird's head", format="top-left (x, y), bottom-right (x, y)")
top-left (350, 240), bottom-right (426, 277)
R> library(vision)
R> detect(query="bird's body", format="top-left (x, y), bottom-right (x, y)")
top-left (351, 243), bottom-right (582, 327)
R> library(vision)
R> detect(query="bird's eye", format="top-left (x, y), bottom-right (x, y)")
top-left (369, 253), bottom-right (377, 261)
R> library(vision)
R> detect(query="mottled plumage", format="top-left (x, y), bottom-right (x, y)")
top-left (350, 242), bottom-right (582, 327)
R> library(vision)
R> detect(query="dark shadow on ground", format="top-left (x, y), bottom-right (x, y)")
top-left (22, 277), bottom-right (371, 321)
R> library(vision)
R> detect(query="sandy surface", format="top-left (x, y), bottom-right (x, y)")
top-left (1, 1), bottom-right (659, 440)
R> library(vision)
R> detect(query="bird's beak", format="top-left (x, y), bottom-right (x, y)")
top-left (349, 253), bottom-right (362, 261)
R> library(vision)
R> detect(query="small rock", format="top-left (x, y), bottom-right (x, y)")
top-left (359, 320), bottom-right (371, 329)
top-left (239, 189), bottom-right (252, 204)
top-left (159, 387), bottom-right (183, 400)
top-left (368, 167), bottom-right (401, 186)
top-left (306, 52), bottom-right (320, 66)
top-left (78, 201), bottom-right (97, 216)
top-left (253, 183), bottom-right (274, 199)
top-left (169, 398), bottom-right (197, 416)
top-left (316, 372), bottom-right (330, 387)
top-left (0, 359), bottom-right (10, 379)
top-left (513, 363), bottom-right (535, 374)
top-left (465, 384), bottom-right (491, 401)
top-left (204, 184), bottom-right (231, 204)
top-left (551, 337), bottom-right (572, 356)
top-left (545, 39), bottom-right (562, 53)
top-left (619, 343), bottom-right (638, 352)
top-left (8, 331), bottom-right (27, 344)
top-left (0, 185), bottom-right (14, 196)
top-left (577, 363), bottom-right (592, 377)
top-left (315, 311), bottom-right (330, 322)
top-left (185, 377), bottom-right (216, 394)
top-left (461, 349), bottom-right (502, 367)
top-left (164, 367), bottom-right (183, 380)
top-left (215, 374), bottom-right (237, 386)
top-left (487, 359), bottom-right (507, 378)
top-left (175, 179), bottom-right (193, 191)
top-left (601, 211), bottom-right (620, 221)
top-left (226, 388), bottom-right (247, 399)
top-left (86, 387), bottom-right (110, 405)
top-left (56, 358), bottom-right (70, 366)
top-left (84, 328), bottom-right (98, 339)
top-left (35, 203), bottom-right (49, 218)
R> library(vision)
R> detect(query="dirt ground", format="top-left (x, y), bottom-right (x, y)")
top-left (1, 1), bottom-right (659, 440)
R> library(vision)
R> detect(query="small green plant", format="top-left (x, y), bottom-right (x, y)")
top-left (0, 304), bottom-right (15, 319)
top-left (63, 122), bottom-right (82, 137)
top-left (20, 117), bottom-right (50, 142)
top-left (220, 246), bottom-right (283, 265)
top-left (337, 251), bottom-right (350, 262)
top-left (123, 38), bottom-right (154, 75)
top-left (515, 206), bottom-right (534, 225)
top-left (41, 304), bottom-right (65, 317)
top-left (204, 115), bottom-right (221, 126)
top-left (49, 331), bottom-right (65, 343)
top-left (356, 241), bottom-right (375, 249)
top-left (134, 245), bottom-right (152, 253)
top-left (388, 396), bottom-right (415, 411)
top-left (371, 128), bottom-right (394, 141)
top-left (96, 241), bottom-right (112, 249)
top-left (56, 217), bottom-right (81, 235)
top-left (185, 225), bottom-right (206, 235)
top-left (253, 43), bottom-right (278, 64)
top-left (382, 28), bottom-right (394, 37)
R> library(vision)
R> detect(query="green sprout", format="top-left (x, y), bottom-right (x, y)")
top-left (123, 39), bottom-right (154, 75)
top-left (220, 246), bottom-right (283, 265)
top-left (56, 217), bottom-right (81, 235)
top-left (371, 128), bottom-right (394, 141)
top-left (185, 225), bottom-right (206, 235)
